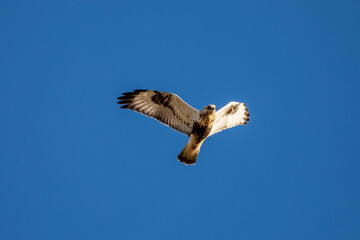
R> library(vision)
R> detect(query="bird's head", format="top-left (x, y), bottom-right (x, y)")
top-left (202, 104), bottom-right (216, 112)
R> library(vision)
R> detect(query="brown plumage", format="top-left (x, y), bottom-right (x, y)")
top-left (117, 90), bottom-right (249, 165)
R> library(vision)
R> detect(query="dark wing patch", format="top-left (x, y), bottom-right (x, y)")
top-left (117, 90), bottom-right (199, 135)
top-left (150, 91), bottom-right (176, 115)
top-left (151, 91), bottom-right (170, 106)
top-left (225, 103), bottom-right (239, 115)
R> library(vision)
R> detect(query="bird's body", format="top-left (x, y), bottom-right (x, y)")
top-left (177, 105), bottom-right (216, 164)
top-left (117, 90), bottom-right (249, 165)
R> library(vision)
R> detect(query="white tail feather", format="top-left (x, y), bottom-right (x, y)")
top-left (177, 135), bottom-right (203, 165)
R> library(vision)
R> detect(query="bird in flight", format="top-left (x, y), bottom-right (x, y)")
top-left (117, 90), bottom-right (250, 165)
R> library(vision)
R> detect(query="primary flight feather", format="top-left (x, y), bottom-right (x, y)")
top-left (117, 89), bottom-right (249, 165)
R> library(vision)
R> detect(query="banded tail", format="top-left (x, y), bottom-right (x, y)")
top-left (177, 135), bottom-right (203, 165)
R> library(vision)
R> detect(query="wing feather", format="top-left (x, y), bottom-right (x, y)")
top-left (117, 90), bottom-right (199, 135)
top-left (208, 101), bottom-right (250, 137)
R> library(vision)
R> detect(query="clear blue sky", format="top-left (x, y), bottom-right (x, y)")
top-left (1, 0), bottom-right (360, 239)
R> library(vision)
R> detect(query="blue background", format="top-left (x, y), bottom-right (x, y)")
top-left (1, 0), bottom-right (360, 239)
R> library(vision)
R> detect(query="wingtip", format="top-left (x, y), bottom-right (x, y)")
top-left (133, 89), bottom-right (147, 93)
top-left (122, 92), bottom-right (135, 96)
top-left (117, 100), bottom-right (131, 104)
top-left (118, 90), bottom-right (144, 107)
top-left (117, 96), bottom-right (132, 100)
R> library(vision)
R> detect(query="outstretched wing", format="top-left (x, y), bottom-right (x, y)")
top-left (208, 101), bottom-right (250, 137)
top-left (117, 90), bottom-right (199, 135)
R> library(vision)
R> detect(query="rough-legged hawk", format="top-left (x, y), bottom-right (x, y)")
top-left (117, 90), bottom-right (249, 165)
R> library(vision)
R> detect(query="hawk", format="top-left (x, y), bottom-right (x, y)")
top-left (117, 90), bottom-right (250, 165)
